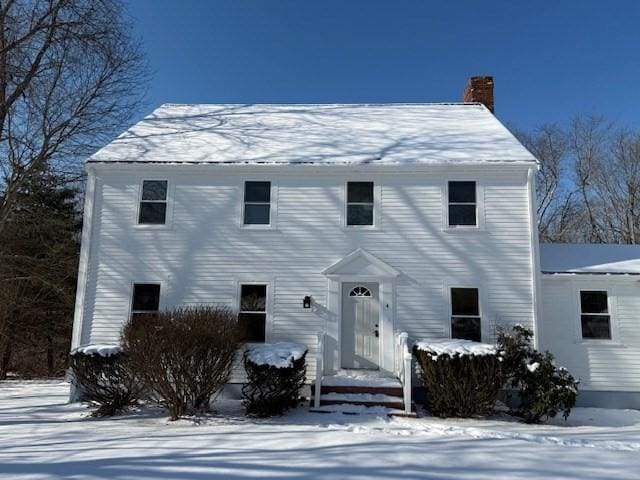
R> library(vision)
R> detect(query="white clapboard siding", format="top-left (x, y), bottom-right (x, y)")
top-left (540, 276), bottom-right (640, 392)
top-left (80, 166), bottom-right (536, 382)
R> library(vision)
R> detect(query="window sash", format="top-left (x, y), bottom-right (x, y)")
top-left (346, 182), bottom-right (374, 226)
top-left (131, 283), bottom-right (160, 319)
top-left (239, 284), bottom-right (267, 342)
top-left (448, 181), bottom-right (477, 227)
top-left (243, 182), bottom-right (271, 225)
top-left (451, 315), bottom-right (482, 342)
top-left (139, 181), bottom-right (168, 225)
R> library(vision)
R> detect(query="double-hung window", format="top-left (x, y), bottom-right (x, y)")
top-left (138, 180), bottom-right (168, 224)
top-left (244, 181), bottom-right (271, 225)
top-left (131, 283), bottom-right (160, 321)
top-left (239, 284), bottom-right (267, 342)
top-left (448, 181), bottom-right (477, 227)
top-left (450, 287), bottom-right (481, 342)
top-left (580, 290), bottom-right (611, 340)
top-left (347, 182), bottom-right (374, 226)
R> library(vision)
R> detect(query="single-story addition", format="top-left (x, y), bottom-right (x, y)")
top-left (71, 77), bottom-right (640, 411)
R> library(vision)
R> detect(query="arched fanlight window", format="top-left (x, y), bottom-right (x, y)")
top-left (349, 286), bottom-right (372, 297)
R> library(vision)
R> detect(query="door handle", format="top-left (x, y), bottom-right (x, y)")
top-left (374, 330), bottom-right (379, 338)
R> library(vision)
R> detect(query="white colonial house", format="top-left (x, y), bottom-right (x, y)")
top-left (71, 77), bottom-right (640, 411)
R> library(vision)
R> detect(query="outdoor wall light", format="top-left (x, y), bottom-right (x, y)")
top-left (303, 295), bottom-right (312, 309)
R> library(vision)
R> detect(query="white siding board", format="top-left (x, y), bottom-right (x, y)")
top-left (540, 277), bottom-right (640, 392)
top-left (81, 167), bottom-right (536, 382)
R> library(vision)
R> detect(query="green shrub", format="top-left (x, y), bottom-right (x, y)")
top-left (242, 343), bottom-right (307, 417)
top-left (70, 346), bottom-right (143, 417)
top-left (413, 340), bottom-right (504, 417)
top-left (122, 306), bottom-right (243, 420)
top-left (498, 325), bottom-right (579, 423)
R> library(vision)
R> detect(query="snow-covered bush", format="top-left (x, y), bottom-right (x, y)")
top-left (413, 339), bottom-right (504, 417)
top-left (69, 345), bottom-right (143, 417)
top-left (242, 342), bottom-right (307, 417)
top-left (122, 306), bottom-right (243, 420)
top-left (497, 325), bottom-right (579, 423)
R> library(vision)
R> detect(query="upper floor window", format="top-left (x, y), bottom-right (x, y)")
top-left (239, 284), bottom-right (267, 342)
top-left (244, 181), bottom-right (271, 225)
top-left (448, 181), bottom-right (477, 227)
top-left (580, 290), bottom-right (611, 339)
top-left (131, 283), bottom-right (160, 321)
top-left (347, 182), bottom-right (374, 226)
top-left (138, 180), bottom-right (168, 224)
top-left (451, 287), bottom-right (481, 342)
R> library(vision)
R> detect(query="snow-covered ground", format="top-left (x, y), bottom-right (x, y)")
top-left (1, 381), bottom-right (639, 479)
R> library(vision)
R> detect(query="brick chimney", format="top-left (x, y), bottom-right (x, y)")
top-left (463, 76), bottom-right (494, 113)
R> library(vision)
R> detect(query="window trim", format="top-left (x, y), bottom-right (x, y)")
top-left (236, 279), bottom-right (273, 343)
top-left (447, 285), bottom-right (483, 342)
top-left (135, 179), bottom-right (172, 228)
top-left (577, 288), bottom-right (614, 341)
top-left (129, 281), bottom-right (162, 319)
top-left (344, 180), bottom-right (381, 229)
top-left (240, 180), bottom-right (277, 229)
top-left (443, 180), bottom-right (484, 231)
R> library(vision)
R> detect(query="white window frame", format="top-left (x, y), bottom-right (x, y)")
top-left (240, 180), bottom-right (277, 229)
top-left (135, 179), bottom-right (172, 228)
top-left (577, 288), bottom-right (614, 341)
top-left (236, 280), bottom-right (273, 343)
top-left (447, 285), bottom-right (483, 342)
top-left (129, 281), bottom-right (162, 319)
top-left (344, 180), bottom-right (381, 229)
top-left (443, 180), bottom-right (484, 231)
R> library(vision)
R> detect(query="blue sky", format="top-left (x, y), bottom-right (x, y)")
top-left (126, 0), bottom-right (640, 131)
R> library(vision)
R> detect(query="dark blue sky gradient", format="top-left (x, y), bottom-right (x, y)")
top-left (125, 0), bottom-right (640, 130)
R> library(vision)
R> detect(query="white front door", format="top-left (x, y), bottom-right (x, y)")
top-left (341, 282), bottom-right (380, 369)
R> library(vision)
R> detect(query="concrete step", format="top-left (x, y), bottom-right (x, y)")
top-left (318, 392), bottom-right (405, 410)
top-left (311, 384), bottom-right (403, 397)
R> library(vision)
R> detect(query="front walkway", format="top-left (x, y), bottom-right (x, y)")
top-left (1, 381), bottom-right (640, 479)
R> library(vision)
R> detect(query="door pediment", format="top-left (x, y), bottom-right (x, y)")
top-left (322, 248), bottom-right (400, 278)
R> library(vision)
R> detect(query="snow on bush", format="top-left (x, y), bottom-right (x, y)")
top-left (72, 344), bottom-right (121, 357)
top-left (414, 339), bottom-right (499, 359)
top-left (70, 348), bottom-right (142, 417)
top-left (413, 340), bottom-right (504, 418)
top-left (497, 325), bottom-right (579, 423)
top-left (242, 343), bottom-right (308, 417)
top-left (244, 342), bottom-right (307, 368)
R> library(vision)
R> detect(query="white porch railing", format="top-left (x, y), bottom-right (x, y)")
top-left (394, 331), bottom-right (412, 415)
top-left (314, 332), bottom-right (325, 409)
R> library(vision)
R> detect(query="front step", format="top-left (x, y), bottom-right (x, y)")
top-left (319, 392), bottom-right (405, 410)
top-left (310, 370), bottom-right (413, 414)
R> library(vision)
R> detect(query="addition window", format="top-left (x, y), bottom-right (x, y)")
top-left (580, 290), bottom-right (611, 340)
top-left (347, 182), bottom-right (374, 226)
top-left (244, 181), bottom-right (271, 225)
top-left (138, 180), bottom-right (168, 224)
top-left (450, 287), bottom-right (481, 342)
top-left (131, 283), bottom-right (160, 321)
top-left (239, 284), bottom-right (267, 342)
top-left (448, 181), bottom-right (477, 227)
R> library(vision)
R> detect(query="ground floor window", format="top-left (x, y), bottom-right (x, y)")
top-left (239, 284), bottom-right (267, 342)
top-left (131, 283), bottom-right (160, 321)
top-left (450, 287), bottom-right (481, 342)
top-left (580, 290), bottom-right (611, 339)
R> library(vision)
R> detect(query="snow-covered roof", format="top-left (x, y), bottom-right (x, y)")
top-left (540, 244), bottom-right (640, 275)
top-left (88, 103), bottom-right (537, 166)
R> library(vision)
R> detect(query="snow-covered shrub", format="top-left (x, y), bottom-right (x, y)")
top-left (122, 306), bottom-right (243, 420)
top-left (497, 325), bottom-right (579, 423)
top-left (242, 342), bottom-right (307, 417)
top-left (69, 345), bottom-right (143, 417)
top-left (413, 340), bottom-right (504, 417)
